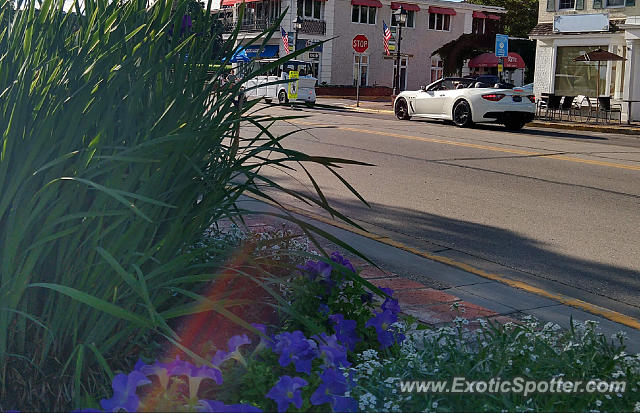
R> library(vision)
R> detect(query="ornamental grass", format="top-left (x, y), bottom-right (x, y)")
top-left (0, 0), bottom-right (366, 409)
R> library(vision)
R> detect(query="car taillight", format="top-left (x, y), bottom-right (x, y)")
top-left (527, 95), bottom-right (535, 103)
top-left (481, 93), bottom-right (505, 101)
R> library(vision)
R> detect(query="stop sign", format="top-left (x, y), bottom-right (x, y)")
top-left (352, 35), bottom-right (369, 53)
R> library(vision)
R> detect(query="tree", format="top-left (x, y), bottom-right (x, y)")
top-left (433, 33), bottom-right (494, 76)
top-left (467, 0), bottom-right (539, 39)
top-left (432, 0), bottom-right (539, 83)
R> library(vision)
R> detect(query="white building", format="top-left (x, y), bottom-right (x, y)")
top-left (530, 0), bottom-right (640, 121)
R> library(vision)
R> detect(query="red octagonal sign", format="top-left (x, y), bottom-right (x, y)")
top-left (352, 35), bottom-right (369, 53)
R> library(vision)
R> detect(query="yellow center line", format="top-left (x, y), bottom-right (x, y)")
top-left (290, 120), bottom-right (640, 172)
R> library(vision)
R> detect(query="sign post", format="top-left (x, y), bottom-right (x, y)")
top-left (352, 35), bottom-right (369, 107)
top-left (495, 34), bottom-right (508, 82)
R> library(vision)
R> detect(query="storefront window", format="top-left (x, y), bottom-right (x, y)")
top-left (554, 46), bottom-right (607, 97)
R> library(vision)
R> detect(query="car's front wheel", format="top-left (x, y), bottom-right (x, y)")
top-left (395, 98), bottom-right (411, 120)
top-left (452, 100), bottom-right (473, 127)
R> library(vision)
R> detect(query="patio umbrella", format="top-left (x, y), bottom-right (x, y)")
top-left (572, 48), bottom-right (624, 97)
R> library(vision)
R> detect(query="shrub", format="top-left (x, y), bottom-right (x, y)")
top-left (0, 0), bottom-right (365, 408)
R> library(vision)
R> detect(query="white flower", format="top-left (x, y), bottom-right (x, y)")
top-left (633, 401), bottom-right (640, 412)
top-left (432, 401), bottom-right (439, 409)
top-left (595, 399), bottom-right (602, 407)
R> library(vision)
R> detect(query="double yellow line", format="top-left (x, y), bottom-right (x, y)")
top-left (291, 119), bottom-right (640, 172)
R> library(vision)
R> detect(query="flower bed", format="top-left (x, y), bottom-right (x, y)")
top-left (71, 227), bottom-right (640, 412)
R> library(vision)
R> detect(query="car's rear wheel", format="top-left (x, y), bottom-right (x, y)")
top-left (278, 90), bottom-right (288, 104)
top-left (395, 98), bottom-right (411, 120)
top-left (504, 119), bottom-right (527, 131)
top-left (452, 100), bottom-right (473, 127)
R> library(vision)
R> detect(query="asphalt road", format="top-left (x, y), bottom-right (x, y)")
top-left (243, 102), bottom-right (640, 319)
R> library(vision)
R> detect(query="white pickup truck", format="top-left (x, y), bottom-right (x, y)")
top-left (242, 59), bottom-right (317, 105)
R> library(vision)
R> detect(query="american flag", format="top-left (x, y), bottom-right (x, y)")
top-left (281, 27), bottom-right (290, 55)
top-left (383, 21), bottom-right (392, 56)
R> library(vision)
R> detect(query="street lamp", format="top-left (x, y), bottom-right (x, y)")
top-left (392, 8), bottom-right (407, 96)
top-left (293, 16), bottom-right (303, 54)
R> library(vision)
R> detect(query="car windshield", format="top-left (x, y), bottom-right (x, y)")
top-left (427, 79), bottom-right (475, 91)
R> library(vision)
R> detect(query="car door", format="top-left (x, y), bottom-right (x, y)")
top-left (415, 80), bottom-right (445, 116)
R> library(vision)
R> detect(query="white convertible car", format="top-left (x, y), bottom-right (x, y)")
top-left (394, 77), bottom-right (536, 130)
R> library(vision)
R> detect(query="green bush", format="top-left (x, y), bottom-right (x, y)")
top-left (349, 318), bottom-right (640, 412)
top-left (0, 0), bottom-right (363, 408)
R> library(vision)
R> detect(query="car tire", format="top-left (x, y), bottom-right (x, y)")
top-left (278, 90), bottom-right (288, 104)
top-left (395, 98), bottom-right (411, 120)
top-left (504, 119), bottom-right (527, 131)
top-left (452, 100), bottom-right (473, 128)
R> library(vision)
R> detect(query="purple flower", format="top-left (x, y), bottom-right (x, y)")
top-left (331, 395), bottom-right (359, 412)
top-left (379, 287), bottom-right (401, 315)
top-left (360, 292), bottom-right (373, 304)
top-left (198, 400), bottom-right (262, 412)
top-left (298, 260), bottom-right (333, 281)
top-left (271, 331), bottom-right (318, 374)
top-left (71, 410), bottom-right (103, 412)
top-left (164, 357), bottom-right (223, 398)
top-left (318, 303), bottom-right (330, 315)
top-left (266, 376), bottom-right (308, 413)
top-left (100, 371), bottom-right (150, 412)
top-left (310, 368), bottom-right (357, 412)
top-left (313, 333), bottom-right (350, 369)
top-left (329, 314), bottom-right (361, 351)
top-left (330, 252), bottom-right (356, 274)
top-left (365, 309), bottom-right (404, 349)
top-left (135, 359), bottom-right (171, 389)
top-left (251, 323), bottom-right (267, 335)
top-left (212, 334), bottom-right (252, 366)
top-left (227, 334), bottom-right (251, 352)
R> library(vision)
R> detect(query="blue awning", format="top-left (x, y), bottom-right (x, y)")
top-left (243, 45), bottom-right (279, 58)
top-left (229, 48), bottom-right (251, 63)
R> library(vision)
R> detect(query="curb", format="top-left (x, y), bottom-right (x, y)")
top-left (529, 120), bottom-right (640, 136)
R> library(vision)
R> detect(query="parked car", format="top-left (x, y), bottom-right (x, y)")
top-left (242, 59), bottom-right (316, 105)
top-left (394, 77), bottom-right (536, 130)
top-left (513, 83), bottom-right (534, 93)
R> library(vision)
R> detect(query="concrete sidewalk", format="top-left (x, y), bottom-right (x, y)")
top-left (316, 97), bottom-right (640, 136)
top-left (237, 196), bottom-right (640, 353)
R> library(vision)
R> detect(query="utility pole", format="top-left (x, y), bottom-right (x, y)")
top-left (392, 9), bottom-right (407, 95)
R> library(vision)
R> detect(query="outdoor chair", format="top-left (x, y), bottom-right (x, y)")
top-left (575, 95), bottom-right (592, 122)
top-left (543, 95), bottom-right (562, 121)
top-left (596, 96), bottom-right (622, 124)
top-left (536, 95), bottom-right (549, 118)
top-left (559, 96), bottom-right (576, 121)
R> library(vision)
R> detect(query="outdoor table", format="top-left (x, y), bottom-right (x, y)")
top-left (622, 99), bottom-right (640, 125)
